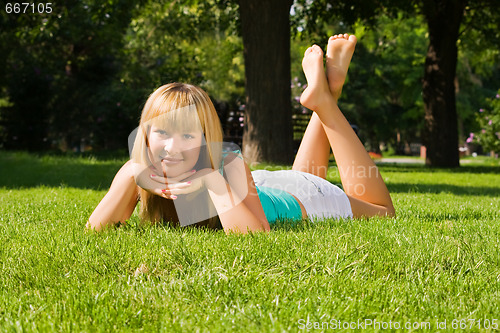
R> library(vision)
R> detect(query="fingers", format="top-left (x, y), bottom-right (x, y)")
top-left (166, 181), bottom-right (193, 192)
top-left (159, 178), bottom-right (203, 200)
top-left (150, 170), bottom-right (203, 199)
top-left (150, 188), bottom-right (180, 200)
top-left (150, 175), bottom-right (191, 194)
top-left (133, 162), bottom-right (202, 199)
top-left (160, 188), bottom-right (178, 200)
top-left (140, 165), bottom-right (214, 200)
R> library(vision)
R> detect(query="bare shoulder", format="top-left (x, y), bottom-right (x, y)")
top-left (110, 160), bottom-right (138, 191)
top-left (222, 151), bottom-right (241, 165)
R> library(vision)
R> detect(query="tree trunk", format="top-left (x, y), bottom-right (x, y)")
top-left (238, 0), bottom-right (294, 164)
top-left (421, 0), bottom-right (466, 167)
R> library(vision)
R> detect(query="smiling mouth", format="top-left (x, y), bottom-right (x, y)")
top-left (161, 157), bottom-right (183, 164)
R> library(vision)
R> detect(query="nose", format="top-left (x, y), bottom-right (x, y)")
top-left (163, 135), bottom-right (182, 156)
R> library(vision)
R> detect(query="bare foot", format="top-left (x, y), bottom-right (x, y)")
top-left (326, 34), bottom-right (357, 100)
top-left (300, 45), bottom-right (330, 111)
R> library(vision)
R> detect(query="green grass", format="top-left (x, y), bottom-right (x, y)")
top-left (1, 151), bottom-right (499, 332)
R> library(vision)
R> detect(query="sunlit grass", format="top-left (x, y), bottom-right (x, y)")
top-left (0, 151), bottom-right (499, 331)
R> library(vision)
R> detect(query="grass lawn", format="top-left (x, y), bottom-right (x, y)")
top-left (0, 151), bottom-right (499, 332)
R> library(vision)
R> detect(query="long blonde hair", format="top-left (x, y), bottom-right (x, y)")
top-left (131, 83), bottom-right (223, 228)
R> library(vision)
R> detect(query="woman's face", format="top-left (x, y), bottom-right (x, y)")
top-left (148, 123), bottom-right (204, 178)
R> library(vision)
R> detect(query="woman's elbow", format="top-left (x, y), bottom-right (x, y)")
top-left (384, 205), bottom-right (396, 218)
top-left (85, 220), bottom-right (101, 232)
top-left (85, 218), bottom-right (112, 232)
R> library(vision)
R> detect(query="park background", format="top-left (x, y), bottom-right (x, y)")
top-left (1, 1), bottom-right (500, 331)
top-left (1, 0), bottom-right (499, 166)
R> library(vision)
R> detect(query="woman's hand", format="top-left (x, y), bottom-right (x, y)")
top-left (132, 162), bottom-right (198, 199)
top-left (149, 168), bottom-right (215, 200)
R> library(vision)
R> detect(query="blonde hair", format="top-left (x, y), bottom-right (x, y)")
top-left (131, 83), bottom-right (223, 228)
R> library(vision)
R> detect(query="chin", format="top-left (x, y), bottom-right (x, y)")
top-left (165, 165), bottom-right (194, 178)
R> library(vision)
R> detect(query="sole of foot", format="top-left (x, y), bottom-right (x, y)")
top-left (299, 45), bottom-right (331, 111)
top-left (325, 34), bottom-right (357, 100)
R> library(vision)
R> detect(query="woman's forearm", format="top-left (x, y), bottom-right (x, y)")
top-left (205, 172), bottom-right (267, 234)
top-left (86, 161), bottom-right (139, 231)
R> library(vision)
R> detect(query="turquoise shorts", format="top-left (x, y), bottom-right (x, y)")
top-left (251, 170), bottom-right (352, 221)
top-left (255, 185), bottom-right (303, 223)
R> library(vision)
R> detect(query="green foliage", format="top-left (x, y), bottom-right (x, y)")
top-left (121, 0), bottom-right (243, 101)
top-left (0, 0), bottom-right (243, 152)
top-left (290, 0), bottom-right (413, 38)
top-left (0, 0), bottom-right (143, 150)
top-left (291, 1), bottom-right (500, 154)
top-left (0, 151), bottom-right (499, 330)
top-left (345, 14), bottom-right (427, 152)
top-left (1, 0), bottom-right (499, 156)
top-left (456, 9), bottom-right (500, 143)
top-left (468, 90), bottom-right (500, 155)
top-left (290, 14), bottom-right (428, 152)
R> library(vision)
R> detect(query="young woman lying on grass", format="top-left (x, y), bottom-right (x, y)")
top-left (87, 34), bottom-right (395, 234)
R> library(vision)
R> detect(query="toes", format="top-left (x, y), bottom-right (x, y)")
top-left (329, 33), bottom-right (356, 42)
top-left (304, 45), bottom-right (323, 57)
top-left (348, 34), bottom-right (357, 44)
top-left (311, 44), bottom-right (323, 55)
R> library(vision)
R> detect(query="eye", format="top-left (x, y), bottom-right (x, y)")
top-left (183, 133), bottom-right (195, 140)
top-left (155, 129), bottom-right (169, 136)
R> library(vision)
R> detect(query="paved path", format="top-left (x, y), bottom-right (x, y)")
top-left (376, 158), bottom-right (425, 164)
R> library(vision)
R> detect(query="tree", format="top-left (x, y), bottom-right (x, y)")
top-left (293, 0), bottom-right (499, 167)
top-left (120, 0), bottom-right (243, 100)
top-left (420, 0), bottom-right (466, 167)
top-left (238, 0), bottom-right (294, 164)
top-left (418, 0), bottom-right (500, 166)
top-left (0, 0), bottom-right (243, 152)
top-left (0, 0), bottom-right (142, 151)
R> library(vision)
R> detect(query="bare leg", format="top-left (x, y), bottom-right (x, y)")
top-left (300, 36), bottom-right (394, 217)
top-left (292, 112), bottom-right (330, 178)
top-left (292, 46), bottom-right (331, 178)
top-left (292, 35), bottom-right (357, 178)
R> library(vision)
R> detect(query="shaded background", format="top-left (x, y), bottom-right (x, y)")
top-left (0, 0), bottom-right (498, 165)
